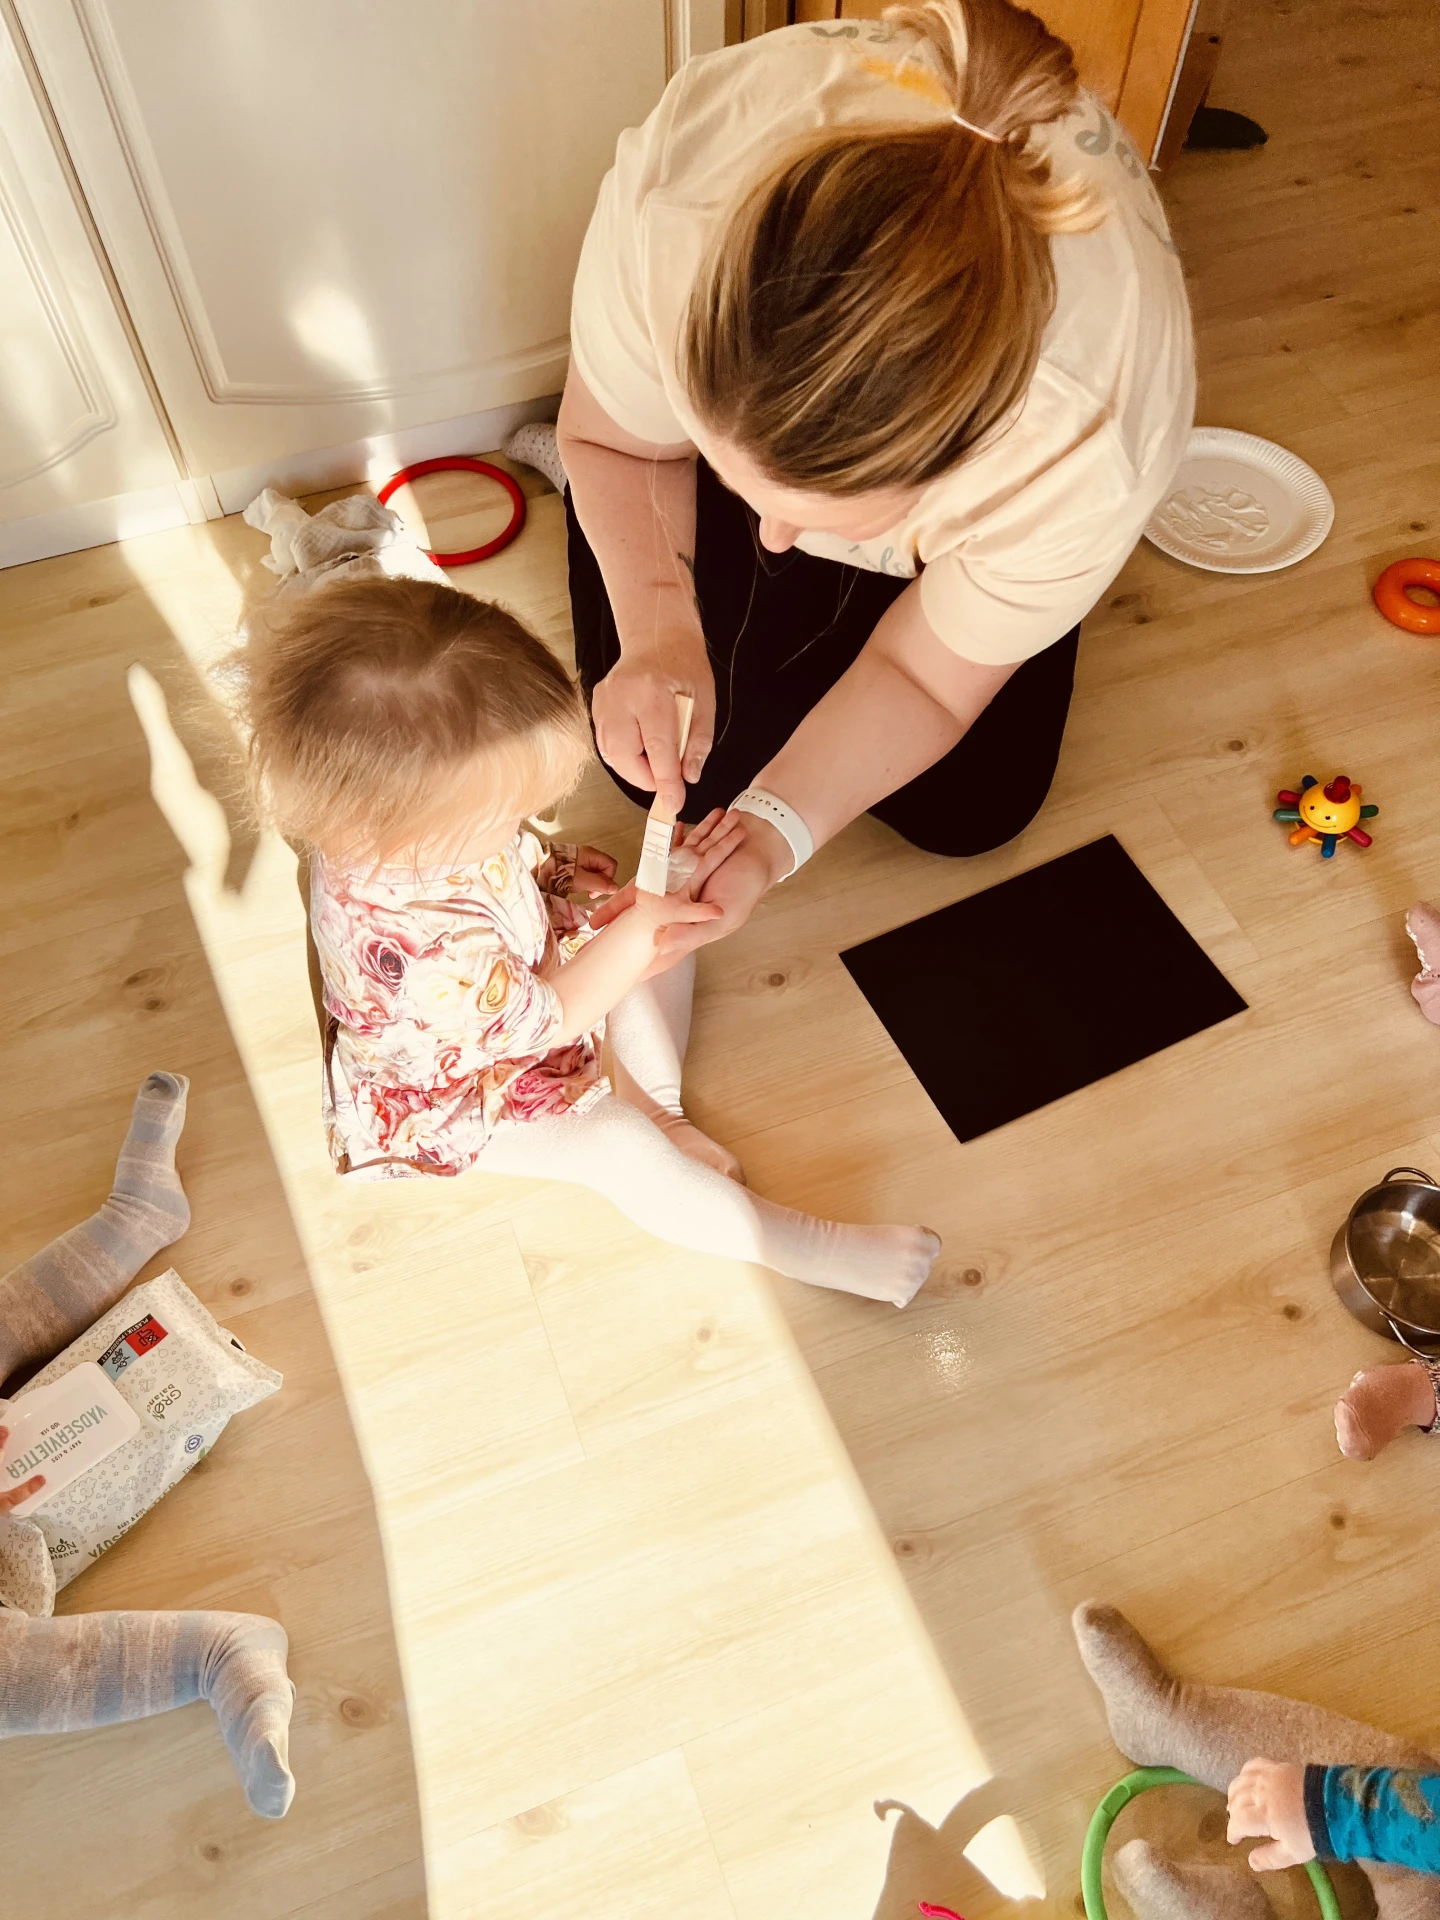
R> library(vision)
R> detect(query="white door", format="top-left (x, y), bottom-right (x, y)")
top-left (0, 12), bottom-right (182, 541)
top-left (18, 1), bottom-right (669, 493)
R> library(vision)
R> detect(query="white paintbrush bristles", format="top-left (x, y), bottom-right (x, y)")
top-left (635, 814), bottom-right (678, 895)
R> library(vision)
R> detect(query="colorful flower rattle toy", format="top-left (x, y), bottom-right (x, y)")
top-left (1273, 774), bottom-right (1377, 857)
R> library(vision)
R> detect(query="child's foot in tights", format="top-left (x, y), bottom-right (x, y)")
top-left (647, 1112), bottom-right (746, 1185)
top-left (606, 960), bottom-right (746, 1185)
top-left (1334, 1359), bottom-right (1439, 1459)
top-left (797, 1219), bottom-right (941, 1308)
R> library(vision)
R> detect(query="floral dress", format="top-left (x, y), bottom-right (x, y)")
top-left (311, 833), bottom-right (606, 1178)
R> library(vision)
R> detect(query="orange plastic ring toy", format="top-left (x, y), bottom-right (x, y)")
top-left (375, 455), bottom-right (526, 567)
top-left (1373, 557), bottom-right (1440, 634)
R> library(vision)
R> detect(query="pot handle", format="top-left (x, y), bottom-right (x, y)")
top-left (1383, 1166), bottom-right (1439, 1186)
top-left (1386, 1316), bottom-right (1440, 1360)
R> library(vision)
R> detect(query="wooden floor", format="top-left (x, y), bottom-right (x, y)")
top-left (5, 0), bottom-right (1440, 1913)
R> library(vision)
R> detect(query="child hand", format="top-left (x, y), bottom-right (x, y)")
top-left (584, 812), bottom-right (746, 929)
top-left (669, 809), bottom-right (747, 900)
top-left (1227, 1759), bottom-right (1314, 1869)
top-left (0, 1426), bottom-right (44, 1514)
top-left (628, 886), bottom-right (724, 932)
top-left (573, 846), bottom-right (619, 897)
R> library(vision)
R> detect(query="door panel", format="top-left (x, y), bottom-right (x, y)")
top-left (0, 13), bottom-right (179, 524)
top-left (18, 0), bottom-right (670, 473)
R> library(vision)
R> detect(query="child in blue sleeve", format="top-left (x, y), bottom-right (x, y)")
top-left (1229, 1757), bottom-right (1440, 1874)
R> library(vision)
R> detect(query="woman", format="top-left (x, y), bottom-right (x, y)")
top-left (555, 0), bottom-right (1193, 949)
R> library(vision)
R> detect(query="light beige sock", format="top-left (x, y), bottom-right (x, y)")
top-left (1114, 1841), bottom-right (1273, 1920)
top-left (1073, 1602), bottom-right (1438, 1785)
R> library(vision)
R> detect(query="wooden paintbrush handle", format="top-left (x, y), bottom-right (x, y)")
top-left (673, 691), bottom-right (695, 763)
top-left (646, 693), bottom-right (696, 827)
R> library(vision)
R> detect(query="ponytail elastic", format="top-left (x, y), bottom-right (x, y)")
top-left (951, 111), bottom-right (1003, 142)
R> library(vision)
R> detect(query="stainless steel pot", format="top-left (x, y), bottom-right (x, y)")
top-left (1331, 1166), bottom-right (1440, 1352)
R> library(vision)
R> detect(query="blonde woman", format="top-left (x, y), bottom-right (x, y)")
top-left (554, 0), bottom-right (1193, 946)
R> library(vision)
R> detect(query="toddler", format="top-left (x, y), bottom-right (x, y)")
top-left (242, 568), bottom-right (939, 1307)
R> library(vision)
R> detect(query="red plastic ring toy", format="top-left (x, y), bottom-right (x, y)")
top-left (375, 455), bottom-right (526, 567)
top-left (1373, 557), bottom-right (1440, 634)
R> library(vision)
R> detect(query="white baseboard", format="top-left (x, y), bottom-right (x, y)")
top-left (207, 394), bottom-right (563, 517)
top-left (0, 482), bottom-right (201, 571)
top-left (0, 393), bottom-right (562, 570)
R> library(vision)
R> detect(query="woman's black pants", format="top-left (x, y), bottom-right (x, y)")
top-left (565, 457), bottom-right (1079, 858)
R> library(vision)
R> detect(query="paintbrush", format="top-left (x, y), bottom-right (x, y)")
top-left (634, 692), bottom-right (695, 896)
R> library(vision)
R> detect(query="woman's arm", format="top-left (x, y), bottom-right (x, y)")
top-left (665, 579), bottom-right (1020, 956)
top-left (758, 577), bottom-right (1019, 845)
top-left (557, 363), bottom-right (713, 813)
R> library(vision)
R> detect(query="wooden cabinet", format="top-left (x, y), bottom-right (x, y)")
top-left (772, 0), bottom-right (1197, 160)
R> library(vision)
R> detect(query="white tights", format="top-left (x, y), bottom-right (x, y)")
top-left (475, 957), bottom-right (939, 1307)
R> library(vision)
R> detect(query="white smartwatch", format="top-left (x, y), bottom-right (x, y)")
top-left (729, 788), bottom-right (815, 880)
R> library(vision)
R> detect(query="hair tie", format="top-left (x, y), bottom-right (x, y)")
top-left (951, 111), bottom-right (1003, 143)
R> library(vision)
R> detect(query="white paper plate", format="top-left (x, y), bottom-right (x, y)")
top-left (1144, 428), bottom-right (1334, 573)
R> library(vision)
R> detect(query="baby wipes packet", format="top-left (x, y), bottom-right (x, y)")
top-left (0, 1363), bottom-right (141, 1518)
top-left (0, 1269), bottom-right (280, 1615)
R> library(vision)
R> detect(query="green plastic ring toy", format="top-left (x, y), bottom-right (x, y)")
top-left (1081, 1768), bottom-right (1342, 1920)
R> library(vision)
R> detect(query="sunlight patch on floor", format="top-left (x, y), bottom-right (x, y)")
top-left (119, 540), bottom-right (1004, 1918)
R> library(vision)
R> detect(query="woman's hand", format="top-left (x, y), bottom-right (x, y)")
top-left (0, 1426), bottom-right (44, 1515)
top-left (572, 846), bottom-right (619, 897)
top-left (591, 642), bottom-right (717, 816)
top-left (1227, 1760), bottom-right (1314, 1870)
top-left (585, 810), bottom-right (745, 947)
top-left (672, 809), bottom-right (746, 892)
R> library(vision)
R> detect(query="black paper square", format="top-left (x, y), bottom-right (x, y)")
top-left (839, 835), bottom-right (1247, 1142)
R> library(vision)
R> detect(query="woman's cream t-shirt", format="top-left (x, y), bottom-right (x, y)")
top-left (570, 19), bottom-right (1195, 666)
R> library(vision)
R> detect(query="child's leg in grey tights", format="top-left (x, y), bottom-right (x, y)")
top-left (0, 1073), bottom-right (190, 1385)
top-left (0, 1608), bottom-right (295, 1818)
top-left (606, 956), bottom-right (744, 1182)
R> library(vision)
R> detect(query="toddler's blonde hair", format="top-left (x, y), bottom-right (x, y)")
top-left (242, 572), bottom-right (591, 862)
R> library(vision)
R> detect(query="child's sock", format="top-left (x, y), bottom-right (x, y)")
top-left (1114, 1842), bottom-right (1272, 1920)
top-left (1335, 1360), bottom-right (1440, 1460)
top-left (607, 960), bottom-right (746, 1184)
top-left (1407, 903), bottom-right (1440, 1025)
top-left (0, 1073), bottom-right (191, 1384)
top-left (0, 1608), bottom-right (295, 1818)
top-left (501, 421), bottom-right (568, 496)
top-left (1072, 1602), bottom-right (1438, 1789)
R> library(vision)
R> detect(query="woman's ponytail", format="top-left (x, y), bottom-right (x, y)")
top-left (682, 0), bottom-right (1104, 495)
top-left (890, 0), bottom-right (1100, 232)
